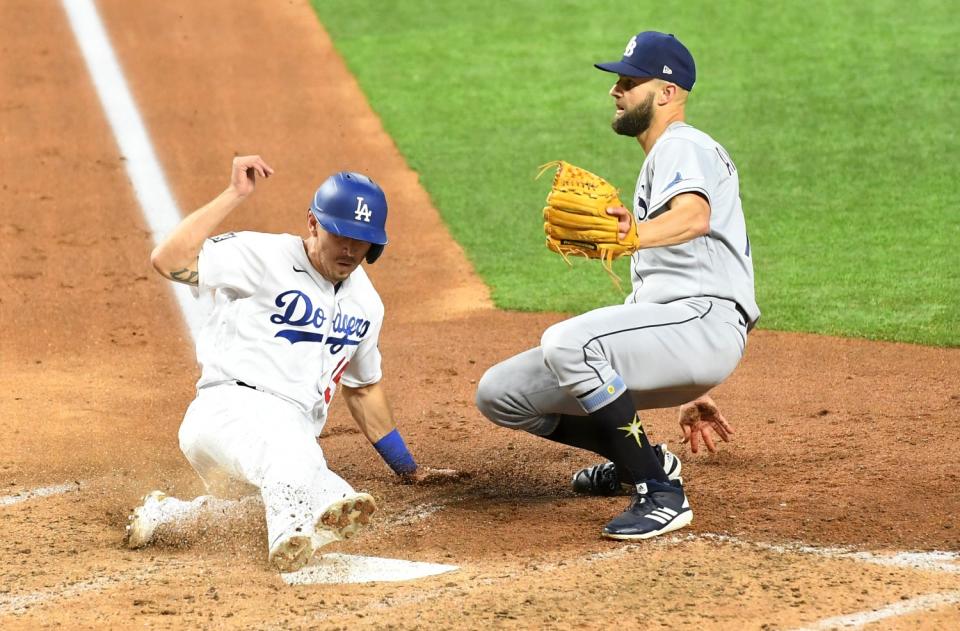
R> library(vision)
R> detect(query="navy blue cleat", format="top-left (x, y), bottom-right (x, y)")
top-left (571, 444), bottom-right (681, 496)
top-left (601, 478), bottom-right (692, 540)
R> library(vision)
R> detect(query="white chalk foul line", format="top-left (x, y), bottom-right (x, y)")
top-left (379, 502), bottom-right (448, 528)
top-left (790, 591), bottom-right (960, 631)
top-left (658, 534), bottom-right (960, 629)
top-left (0, 482), bottom-right (81, 507)
top-left (61, 0), bottom-right (203, 341)
top-left (676, 533), bottom-right (960, 574)
top-left (0, 567), bottom-right (158, 617)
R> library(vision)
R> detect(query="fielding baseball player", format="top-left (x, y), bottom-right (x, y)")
top-left (476, 31), bottom-right (759, 540)
top-left (127, 155), bottom-right (456, 571)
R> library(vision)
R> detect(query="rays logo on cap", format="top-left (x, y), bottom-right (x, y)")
top-left (595, 31), bottom-right (697, 92)
top-left (354, 196), bottom-right (372, 222)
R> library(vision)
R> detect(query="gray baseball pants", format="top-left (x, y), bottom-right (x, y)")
top-left (476, 297), bottom-right (747, 435)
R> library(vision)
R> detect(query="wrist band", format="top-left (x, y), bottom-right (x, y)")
top-left (373, 428), bottom-right (417, 475)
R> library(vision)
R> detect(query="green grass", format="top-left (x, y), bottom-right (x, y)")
top-left (310, 0), bottom-right (960, 346)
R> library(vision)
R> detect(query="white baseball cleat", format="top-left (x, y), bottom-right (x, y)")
top-left (268, 533), bottom-right (315, 573)
top-left (125, 490), bottom-right (170, 549)
top-left (316, 492), bottom-right (377, 541)
top-left (269, 492), bottom-right (377, 573)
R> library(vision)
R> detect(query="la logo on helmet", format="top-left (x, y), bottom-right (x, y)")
top-left (354, 196), bottom-right (372, 222)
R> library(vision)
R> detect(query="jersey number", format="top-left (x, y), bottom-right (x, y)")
top-left (323, 359), bottom-right (350, 404)
top-left (636, 196), bottom-right (649, 221)
top-left (354, 197), bottom-right (372, 222)
top-left (715, 146), bottom-right (736, 176)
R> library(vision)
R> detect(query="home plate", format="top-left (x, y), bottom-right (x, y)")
top-left (280, 553), bottom-right (458, 585)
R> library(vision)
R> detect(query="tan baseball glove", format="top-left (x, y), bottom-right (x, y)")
top-left (538, 161), bottom-right (640, 288)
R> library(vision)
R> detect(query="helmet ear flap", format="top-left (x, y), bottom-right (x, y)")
top-left (365, 243), bottom-right (384, 264)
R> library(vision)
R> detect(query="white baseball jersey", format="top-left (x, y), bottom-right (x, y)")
top-left (629, 122), bottom-right (760, 327)
top-left (193, 231), bottom-right (384, 435)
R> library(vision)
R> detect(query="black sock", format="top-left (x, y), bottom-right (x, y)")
top-left (542, 415), bottom-right (606, 456)
top-left (546, 416), bottom-right (635, 486)
top-left (585, 390), bottom-right (668, 485)
top-left (542, 390), bottom-right (668, 485)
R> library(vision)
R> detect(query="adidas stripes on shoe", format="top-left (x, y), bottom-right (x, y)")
top-left (601, 478), bottom-right (692, 540)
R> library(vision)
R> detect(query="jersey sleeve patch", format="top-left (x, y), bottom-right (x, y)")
top-left (198, 231), bottom-right (266, 296)
top-left (648, 138), bottom-right (716, 212)
top-left (660, 171), bottom-right (686, 193)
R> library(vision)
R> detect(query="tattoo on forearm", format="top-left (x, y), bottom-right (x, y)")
top-left (170, 268), bottom-right (199, 286)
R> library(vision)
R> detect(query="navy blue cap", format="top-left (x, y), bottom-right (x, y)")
top-left (595, 31), bottom-right (696, 91)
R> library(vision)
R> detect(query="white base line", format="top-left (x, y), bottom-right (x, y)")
top-left (0, 483), bottom-right (81, 507)
top-left (790, 591), bottom-right (960, 631)
top-left (61, 0), bottom-right (203, 341)
top-left (0, 568), bottom-right (161, 617)
top-left (662, 534), bottom-right (960, 629)
top-left (673, 533), bottom-right (960, 574)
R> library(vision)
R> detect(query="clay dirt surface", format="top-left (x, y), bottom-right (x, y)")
top-left (1, 1), bottom-right (958, 629)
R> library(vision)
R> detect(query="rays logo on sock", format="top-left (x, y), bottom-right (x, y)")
top-left (618, 416), bottom-right (646, 447)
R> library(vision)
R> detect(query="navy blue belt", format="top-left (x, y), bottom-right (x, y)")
top-left (734, 303), bottom-right (749, 327)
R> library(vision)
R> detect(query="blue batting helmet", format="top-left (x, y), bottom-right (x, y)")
top-left (309, 171), bottom-right (388, 263)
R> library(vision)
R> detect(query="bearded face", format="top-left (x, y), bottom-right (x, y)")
top-left (612, 92), bottom-right (655, 137)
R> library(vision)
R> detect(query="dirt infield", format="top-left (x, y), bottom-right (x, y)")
top-left (1, 1), bottom-right (958, 628)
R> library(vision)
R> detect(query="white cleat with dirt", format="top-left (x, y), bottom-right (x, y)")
top-left (317, 492), bottom-right (377, 541)
top-left (268, 534), bottom-right (315, 573)
top-left (125, 490), bottom-right (170, 549)
top-left (269, 492), bottom-right (377, 573)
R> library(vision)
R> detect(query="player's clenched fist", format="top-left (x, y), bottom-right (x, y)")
top-left (230, 155), bottom-right (274, 197)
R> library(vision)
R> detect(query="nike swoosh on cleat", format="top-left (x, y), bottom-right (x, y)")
top-left (292, 265), bottom-right (307, 273)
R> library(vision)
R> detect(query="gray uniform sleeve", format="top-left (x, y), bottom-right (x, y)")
top-left (647, 138), bottom-right (719, 214)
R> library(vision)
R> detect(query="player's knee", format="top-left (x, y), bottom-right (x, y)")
top-left (475, 364), bottom-right (507, 424)
top-left (540, 321), bottom-right (576, 373)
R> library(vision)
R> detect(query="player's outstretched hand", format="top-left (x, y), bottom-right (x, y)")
top-left (678, 394), bottom-right (734, 454)
top-left (230, 155), bottom-right (274, 197)
top-left (400, 466), bottom-right (469, 486)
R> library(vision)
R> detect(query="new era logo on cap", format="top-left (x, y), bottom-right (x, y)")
top-left (594, 31), bottom-right (696, 91)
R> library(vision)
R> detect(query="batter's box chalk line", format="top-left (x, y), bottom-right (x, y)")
top-left (789, 590), bottom-right (960, 631)
top-left (664, 532), bottom-right (960, 574)
top-left (0, 482), bottom-right (82, 507)
top-left (280, 553), bottom-right (458, 585)
top-left (380, 502), bottom-right (447, 528)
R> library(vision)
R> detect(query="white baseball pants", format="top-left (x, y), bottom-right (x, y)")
top-left (177, 384), bottom-right (355, 550)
